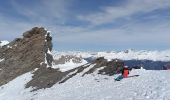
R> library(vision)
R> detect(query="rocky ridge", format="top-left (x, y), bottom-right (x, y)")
top-left (0, 27), bottom-right (53, 86)
top-left (0, 27), bottom-right (124, 90)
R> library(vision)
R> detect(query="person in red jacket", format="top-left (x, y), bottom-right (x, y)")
top-left (122, 66), bottom-right (129, 78)
top-left (115, 65), bottom-right (130, 81)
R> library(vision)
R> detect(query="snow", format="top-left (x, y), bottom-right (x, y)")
top-left (81, 64), bottom-right (96, 75)
top-left (0, 58), bottom-right (4, 62)
top-left (1, 69), bottom-right (170, 100)
top-left (52, 50), bottom-right (170, 71)
top-left (44, 53), bottom-right (51, 68)
top-left (53, 50), bottom-right (170, 62)
top-left (7, 45), bottom-right (12, 49)
top-left (29, 69), bottom-right (170, 100)
top-left (45, 49), bottom-right (53, 68)
top-left (1, 49), bottom-right (170, 100)
top-left (47, 31), bottom-right (52, 36)
top-left (0, 40), bottom-right (9, 47)
top-left (0, 72), bottom-right (33, 100)
top-left (52, 59), bottom-right (88, 72)
top-left (52, 51), bottom-right (89, 71)
top-left (45, 30), bottom-right (52, 38)
top-left (47, 49), bottom-right (52, 55)
top-left (45, 30), bottom-right (51, 42)
top-left (52, 51), bottom-right (95, 60)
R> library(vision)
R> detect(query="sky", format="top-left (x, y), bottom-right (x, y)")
top-left (0, 0), bottom-right (170, 51)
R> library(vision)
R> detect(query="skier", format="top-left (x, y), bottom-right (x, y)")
top-left (122, 65), bottom-right (129, 78)
top-left (115, 65), bottom-right (129, 81)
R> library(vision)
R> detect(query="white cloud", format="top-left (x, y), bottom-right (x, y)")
top-left (0, 0), bottom-right (74, 40)
top-left (78, 0), bottom-right (170, 26)
top-left (55, 20), bottom-right (170, 46)
top-left (10, 0), bottom-right (74, 24)
top-left (42, 0), bottom-right (70, 19)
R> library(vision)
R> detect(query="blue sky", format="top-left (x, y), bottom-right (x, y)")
top-left (0, 0), bottom-right (170, 51)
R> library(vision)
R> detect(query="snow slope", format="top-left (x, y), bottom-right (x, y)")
top-left (0, 68), bottom-right (170, 100)
top-left (0, 72), bottom-right (33, 100)
top-left (52, 51), bottom-right (88, 71)
top-left (52, 59), bottom-right (87, 72)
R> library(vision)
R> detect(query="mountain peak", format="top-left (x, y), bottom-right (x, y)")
top-left (0, 27), bottom-right (53, 86)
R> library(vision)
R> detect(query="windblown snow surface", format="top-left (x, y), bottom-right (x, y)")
top-left (0, 68), bottom-right (170, 100)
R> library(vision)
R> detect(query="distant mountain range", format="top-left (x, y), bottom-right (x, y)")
top-left (52, 50), bottom-right (170, 70)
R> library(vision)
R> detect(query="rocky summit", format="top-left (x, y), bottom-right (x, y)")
top-left (0, 27), bottom-right (124, 91)
top-left (0, 27), bottom-right (53, 86)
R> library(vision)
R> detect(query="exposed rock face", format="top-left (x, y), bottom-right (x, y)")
top-left (0, 27), bottom-right (125, 91)
top-left (59, 57), bottom-right (124, 83)
top-left (25, 67), bottom-right (67, 91)
top-left (85, 57), bottom-right (124, 76)
top-left (20, 57), bottom-right (124, 90)
top-left (0, 27), bottom-right (53, 86)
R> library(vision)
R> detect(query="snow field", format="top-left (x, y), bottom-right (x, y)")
top-left (0, 69), bottom-right (170, 100)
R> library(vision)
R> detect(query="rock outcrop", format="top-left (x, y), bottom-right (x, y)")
top-left (58, 57), bottom-right (124, 83)
top-left (0, 27), bottom-right (53, 86)
top-left (84, 57), bottom-right (124, 76)
top-left (0, 27), bottom-right (125, 91)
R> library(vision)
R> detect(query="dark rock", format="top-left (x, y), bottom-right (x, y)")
top-left (46, 53), bottom-right (53, 66)
top-left (124, 60), bottom-right (170, 70)
top-left (0, 27), bottom-right (53, 86)
top-left (46, 32), bottom-right (53, 51)
top-left (26, 66), bottom-right (66, 91)
top-left (0, 27), bottom-right (126, 91)
top-left (59, 58), bottom-right (124, 84)
top-left (82, 57), bottom-right (124, 76)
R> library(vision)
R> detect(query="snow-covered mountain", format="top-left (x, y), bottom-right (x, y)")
top-left (52, 50), bottom-right (170, 70)
top-left (53, 49), bottom-right (170, 62)
top-left (1, 27), bottom-right (170, 100)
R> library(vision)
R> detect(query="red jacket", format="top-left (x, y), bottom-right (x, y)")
top-left (163, 67), bottom-right (170, 70)
top-left (122, 68), bottom-right (129, 78)
top-left (162, 65), bottom-right (170, 70)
